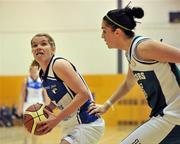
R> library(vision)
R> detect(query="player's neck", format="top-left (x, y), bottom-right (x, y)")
top-left (39, 59), bottom-right (51, 73)
top-left (117, 38), bottom-right (132, 52)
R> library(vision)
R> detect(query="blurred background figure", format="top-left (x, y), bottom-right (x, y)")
top-left (17, 60), bottom-right (49, 144)
top-left (0, 105), bottom-right (13, 127)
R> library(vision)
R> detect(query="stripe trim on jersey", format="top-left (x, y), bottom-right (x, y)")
top-left (63, 82), bottom-right (74, 99)
top-left (129, 36), bottom-right (158, 64)
top-left (40, 55), bottom-right (54, 79)
top-left (76, 111), bottom-right (82, 124)
top-left (46, 76), bottom-right (57, 80)
top-left (53, 57), bottom-right (77, 71)
top-left (128, 36), bottom-right (141, 62)
top-left (132, 55), bottom-right (158, 65)
top-left (169, 63), bottom-right (180, 86)
top-left (77, 72), bottom-right (94, 101)
top-left (63, 82), bottom-right (82, 124)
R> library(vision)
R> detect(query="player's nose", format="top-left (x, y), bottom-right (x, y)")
top-left (36, 44), bottom-right (44, 49)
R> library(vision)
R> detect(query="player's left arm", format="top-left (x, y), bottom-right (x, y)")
top-left (137, 40), bottom-right (180, 63)
top-left (53, 59), bottom-right (90, 119)
top-left (38, 59), bottom-right (90, 132)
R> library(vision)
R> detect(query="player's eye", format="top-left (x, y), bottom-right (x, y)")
top-left (102, 30), bottom-right (106, 34)
top-left (41, 42), bottom-right (48, 46)
top-left (32, 44), bottom-right (38, 48)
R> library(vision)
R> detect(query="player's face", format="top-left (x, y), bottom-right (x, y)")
top-left (29, 66), bottom-right (39, 80)
top-left (101, 21), bottom-right (118, 48)
top-left (102, 21), bottom-right (121, 48)
top-left (31, 36), bottom-right (55, 62)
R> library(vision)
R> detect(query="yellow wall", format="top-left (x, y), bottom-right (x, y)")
top-left (0, 74), bottom-right (150, 126)
top-left (0, 76), bottom-right (25, 106)
top-left (83, 74), bottom-right (150, 126)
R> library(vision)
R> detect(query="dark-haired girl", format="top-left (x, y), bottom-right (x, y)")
top-left (89, 6), bottom-right (180, 144)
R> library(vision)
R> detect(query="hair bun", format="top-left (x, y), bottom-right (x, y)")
top-left (132, 7), bottom-right (144, 18)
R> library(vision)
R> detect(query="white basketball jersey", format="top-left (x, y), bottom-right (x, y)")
top-left (25, 76), bottom-right (44, 104)
top-left (126, 36), bottom-right (180, 125)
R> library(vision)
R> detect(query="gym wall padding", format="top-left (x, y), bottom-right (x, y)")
top-left (0, 74), bottom-right (150, 126)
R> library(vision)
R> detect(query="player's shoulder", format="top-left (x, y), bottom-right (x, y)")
top-left (52, 57), bottom-right (77, 75)
top-left (53, 56), bottom-right (75, 68)
top-left (133, 35), bottom-right (153, 51)
top-left (133, 35), bottom-right (151, 45)
top-left (52, 56), bottom-right (68, 65)
top-left (53, 56), bottom-right (70, 66)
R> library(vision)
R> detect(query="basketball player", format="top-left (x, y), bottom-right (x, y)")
top-left (30, 33), bottom-right (105, 144)
top-left (18, 60), bottom-right (49, 115)
top-left (88, 5), bottom-right (180, 144)
top-left (18, 60), bottom-right (49, 144)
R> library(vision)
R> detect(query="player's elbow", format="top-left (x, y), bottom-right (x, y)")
top-left (79, 89), bottom-right (90, 102)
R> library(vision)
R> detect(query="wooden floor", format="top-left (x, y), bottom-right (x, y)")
top-left (0, 125), bottom-right (136, 144)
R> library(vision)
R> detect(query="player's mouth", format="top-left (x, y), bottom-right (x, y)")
top-left (36, 52), bottom-right (44, 56)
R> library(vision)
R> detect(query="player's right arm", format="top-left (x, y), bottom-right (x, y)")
top-left (88, 67), bottom-right (136, 115)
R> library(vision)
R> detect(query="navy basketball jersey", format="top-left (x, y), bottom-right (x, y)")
top-left (126, 36), bottom-right (180, 125)
top-left (39, 56), bottom-right (98, 125)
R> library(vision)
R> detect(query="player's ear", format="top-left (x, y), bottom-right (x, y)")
top-left (51, 47), bottom-right (56, 55)
top-left (114, 28), bottom-right (123, 36)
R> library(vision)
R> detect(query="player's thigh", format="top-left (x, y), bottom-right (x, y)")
top-left (120, 116), bottom-right (175, 144)
top-left (62, 118), bottom-right (104, 144)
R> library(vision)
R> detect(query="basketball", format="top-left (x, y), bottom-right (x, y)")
top-left (23, 103), bottom-right (52, 135)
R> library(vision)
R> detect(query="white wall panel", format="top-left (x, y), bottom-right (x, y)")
top-left (0, 0), bottom-right (179, 75)
top-left (0, 0), bottom-right (117, 75)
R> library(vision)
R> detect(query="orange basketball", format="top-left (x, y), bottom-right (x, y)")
top-left (23, 103), bottom-right (52, 135)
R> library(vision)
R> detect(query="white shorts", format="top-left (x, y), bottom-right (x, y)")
top-left (120, 115), bottom-right (180, 144)
top-left (62, 118), bottom-right (105, 144)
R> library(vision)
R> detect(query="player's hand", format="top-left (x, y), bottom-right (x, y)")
top-left (37, 109), bottom-right (59, 134)
top-left (88, 102), bottom-right (107, 116)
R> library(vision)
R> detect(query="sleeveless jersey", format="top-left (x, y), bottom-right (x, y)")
top-left (126, 36), bottom-right (180, 124)
top-left (25, 76), bottom-right (44, 104)
top-left (39, 56), bottom-right (98, 125)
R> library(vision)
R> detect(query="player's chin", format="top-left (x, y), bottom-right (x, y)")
top-left (106, 43), bottom-right (113, 49)
top-left (107, 45), bottom-right (113, 49)
top-left (107, 44), bottom-right (117, 49)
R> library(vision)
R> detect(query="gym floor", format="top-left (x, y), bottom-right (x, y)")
top-left (0, 125), bottom-right (136, 144)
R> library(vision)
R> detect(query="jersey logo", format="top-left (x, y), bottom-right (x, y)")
top-left (52, 87), bottom-right (58, 94)
top-left (134, 72), bottom-right (148, 98)
top-left (134, 72), bottom-right (146, 81)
